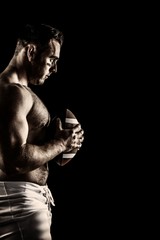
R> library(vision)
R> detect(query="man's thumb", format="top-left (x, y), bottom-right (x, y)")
top-left (56, 117), bottom-right (62, 130)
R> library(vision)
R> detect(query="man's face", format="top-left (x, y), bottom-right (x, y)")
top-left (29, 39), bottom-right (61, 85)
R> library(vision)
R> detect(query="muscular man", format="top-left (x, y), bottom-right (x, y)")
top-left (0, 24), bottom-right (84, 239)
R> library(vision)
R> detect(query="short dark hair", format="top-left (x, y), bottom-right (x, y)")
top-left (17, 24), bottom-right (64, 47)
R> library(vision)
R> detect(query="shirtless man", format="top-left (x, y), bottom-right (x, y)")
top-left (0, 24), bottom-right (84, 240)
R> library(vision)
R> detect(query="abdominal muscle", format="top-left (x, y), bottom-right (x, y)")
top-left (0, 165), bottom-right (49, 186)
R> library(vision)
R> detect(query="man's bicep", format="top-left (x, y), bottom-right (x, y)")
top-left (2, 85), bottom-right (31, 148)
top-left (8, 114), bottom-right (29, 147)
top-left (3, 113), bottom-right (29, 149)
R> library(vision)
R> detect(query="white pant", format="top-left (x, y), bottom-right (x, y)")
top-left (0, 181), bottom-right (55, 240)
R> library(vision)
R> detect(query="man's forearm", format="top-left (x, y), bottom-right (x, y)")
top-left (14, 139), bottom-right (65, 173)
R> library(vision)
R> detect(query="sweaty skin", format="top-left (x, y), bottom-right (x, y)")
top-left (0, 39), bottom-right (84, 186)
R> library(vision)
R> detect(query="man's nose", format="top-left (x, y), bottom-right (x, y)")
top-left (50, 65), bottom-right (57, 73)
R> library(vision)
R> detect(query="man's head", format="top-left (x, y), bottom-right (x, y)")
top-left (16, 24), bottom-right (63, 50)
top-left (15, 24), bottom-right (64, 85)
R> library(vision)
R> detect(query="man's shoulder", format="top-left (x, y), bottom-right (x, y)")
top-left (6, 82), bottom-right (28, 90)
top-left (5, 83), bottom-right (32, 97)
top-left (1, 83), bottom-right (34, 108)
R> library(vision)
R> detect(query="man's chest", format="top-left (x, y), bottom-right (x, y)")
top-left (27, 92), bottom-right (50, 130)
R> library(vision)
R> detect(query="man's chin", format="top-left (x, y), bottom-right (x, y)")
top-left (32, 79), bottom-right (45, 85)
top-left (38, 80), bottom-right (45, 85)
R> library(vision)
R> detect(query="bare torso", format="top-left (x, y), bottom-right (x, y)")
top-left (0, 83), bottom-right (51, 185)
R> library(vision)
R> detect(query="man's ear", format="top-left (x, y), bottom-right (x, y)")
top-left (26, 44), bottom-right (36, 62)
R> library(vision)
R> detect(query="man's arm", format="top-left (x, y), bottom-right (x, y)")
top-left (2, 84), bottom-right (82, 175)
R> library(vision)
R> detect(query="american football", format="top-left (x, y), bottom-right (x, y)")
top-left (56, 108), bottom-right (79, 166)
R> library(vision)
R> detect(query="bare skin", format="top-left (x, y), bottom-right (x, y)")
top-left (0, 39), bottom-right (84, 185)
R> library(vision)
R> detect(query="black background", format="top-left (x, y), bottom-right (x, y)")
top-left (0, 3), bottom-right (138, 239)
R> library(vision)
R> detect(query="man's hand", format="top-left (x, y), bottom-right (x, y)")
top-left (53, 117), bottom-right (84, 153)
